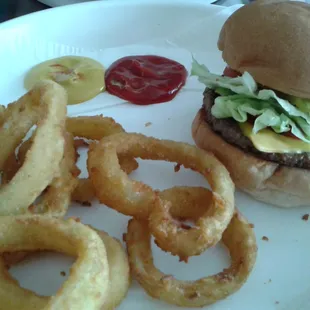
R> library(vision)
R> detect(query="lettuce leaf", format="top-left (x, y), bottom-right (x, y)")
top-left (191, 57), bottom-right (310, 143)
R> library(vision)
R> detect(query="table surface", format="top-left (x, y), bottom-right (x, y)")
top-left (0, 0), bottom-right (48, 22)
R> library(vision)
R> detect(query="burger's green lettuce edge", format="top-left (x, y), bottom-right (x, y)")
top-left (191, 57), bottom-right (310, 143)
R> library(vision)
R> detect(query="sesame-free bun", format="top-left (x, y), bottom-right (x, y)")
top-left (191, 109), bottom-right (310, 208)
top-left (218, 1), bottom-right (310, 99)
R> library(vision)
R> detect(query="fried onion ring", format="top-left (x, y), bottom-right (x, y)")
top-left (1, 223), bottom-right (129, 310)
top-left (4, 115), bottom-right (138, 205)
top-left (159, 186), bottom-right (207, 221)
top-left (125, 187), bottom-right (257, 308)
top-left (71, 178), bottom-right (96, 204)
top-left (29, 132), bottom-right (79, 216)
top-left (0, 104), bottom-right (6, 126)
top-left (0, 216), bottom-right (109, 310)
top-left (88, 132), bottom-right (235, 226)
top-left (151, 185), bottom-right (234, 259)
top-left (1, 132), bottom-right (79, 217)
top-left (0, 80), bottom-right (67, 215)
top-left (1, 132), bottom-right (79, 266)
top-left (94, 229), bottom-right (131, 310)
top-left (67, 116), bottom-right (139, 203)
top-left (1, 152), bottom-right (20, 184)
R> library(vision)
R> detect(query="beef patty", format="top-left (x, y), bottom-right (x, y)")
top-left (203, 88), bottom-right (310, 169)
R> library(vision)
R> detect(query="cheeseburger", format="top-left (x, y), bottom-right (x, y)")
top-left (191, 1), bottom-right (310, 207)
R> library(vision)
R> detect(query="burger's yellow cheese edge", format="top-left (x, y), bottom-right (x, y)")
top-left (239, 122), bottom-right (310, 154)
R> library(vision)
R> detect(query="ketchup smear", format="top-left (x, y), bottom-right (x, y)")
top-left (105, 55), bottom-right (188, 105)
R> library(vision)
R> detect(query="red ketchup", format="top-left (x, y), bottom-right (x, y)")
top-left (105, 55), bottom-right (188, 105)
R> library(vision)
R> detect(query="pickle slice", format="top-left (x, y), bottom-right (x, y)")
top-left (24, 56), bottom-right (105, 105)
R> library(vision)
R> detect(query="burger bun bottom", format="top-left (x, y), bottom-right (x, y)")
top-left (191, 108), bottom-right (310, 208)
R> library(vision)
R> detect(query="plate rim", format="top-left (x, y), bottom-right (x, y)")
top-left (1, 1), bottom-right (308, 309)
top-left (0, 0), bottom-right (224, 30)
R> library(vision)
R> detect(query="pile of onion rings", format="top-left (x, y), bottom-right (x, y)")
top-left (86, 131), bottom-right (257, 307)
top-left (0, 81), bottom-right (132, 309)
top-left (0, 80), bottom-right (257, 309)
top-left (88, 132), bottom-right (236, 258)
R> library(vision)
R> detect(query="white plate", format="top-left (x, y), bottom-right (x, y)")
top-left (37, 0), bottom-right (217, 8)
top-left (1, 1), bottom-right (310, 309)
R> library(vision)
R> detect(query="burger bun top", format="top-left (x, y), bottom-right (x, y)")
top-left (218, 1), bottom-right (310, 100)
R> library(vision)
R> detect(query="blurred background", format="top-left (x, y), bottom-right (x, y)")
top-left (0, 0), bottom-right (96, 22)
top-left (0, 0), bottom-right (48, 22)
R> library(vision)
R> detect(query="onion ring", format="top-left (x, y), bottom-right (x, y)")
top-left (71, 178), bottom-right (96, 204)
top-left (88, 132), bottom-right (235, 225)
top-left (1, 224), bottom-right (129, 309)
top-left (4, 115), bottom-right (138, 205)
top-left (0, 80), bottom-right (67, 215)
top-left (1, 132), bottom-right (79, 266)
top-left (66, 116), bottom-right (139, 203)
top-left (94, 229), bottom-right (131, 310)
top-left (151, 185), bottom-right (234, 259)
top-left (0, 216), bottom-right (109, 310)
top-left (158, 186), bottom-right (208, 221)
top-left (2, 251), bottom-right (33, 268)
top-left (125, 187), bottom-right (257, 308)
top-left (28, 132), bottom-right (79, 216)
top-left (1, 132), bottom-right (79, 217)
top-left (0, 104), bottom-right (6, 126)
top-left (1, 152), bottom-right (20, 185)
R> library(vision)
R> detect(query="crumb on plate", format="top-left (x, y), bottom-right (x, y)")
top-left (174, 163), bottom-right (181, 172)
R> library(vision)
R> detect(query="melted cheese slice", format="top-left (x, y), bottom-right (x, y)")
top-left (239, 122), bottom-right (310, 153)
